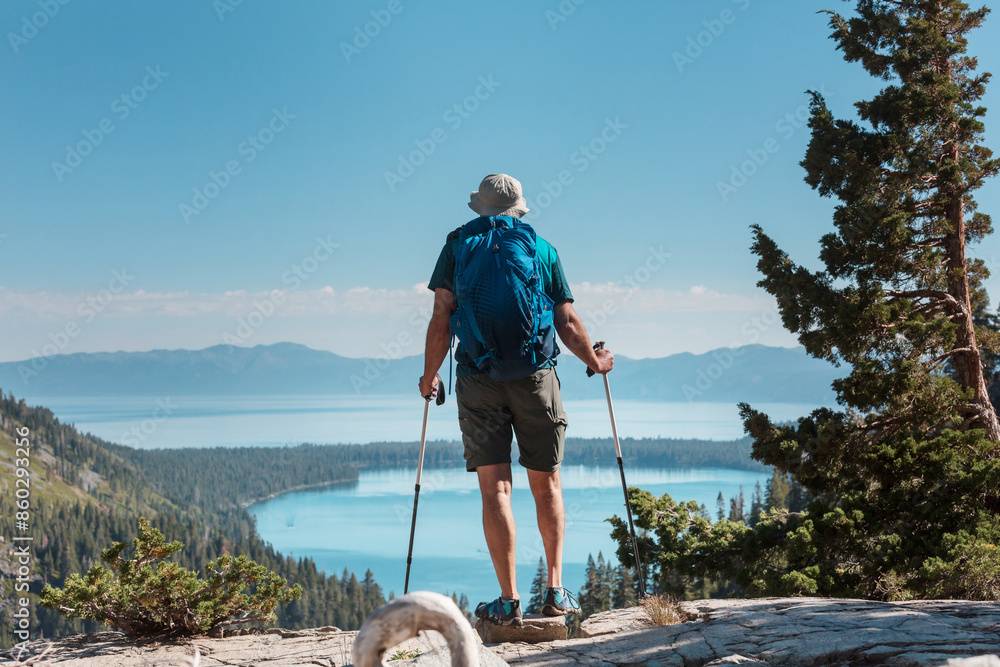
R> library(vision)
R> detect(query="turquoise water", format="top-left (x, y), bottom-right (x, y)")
top-left (33, 394), bottom-right (794, 604)
top-left (37, 394), bottom-right (820, 448)
top-left (249, 465), bottom-right (769, 606)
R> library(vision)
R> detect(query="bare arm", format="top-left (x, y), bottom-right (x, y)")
top-left (554, 301), bottom-right (613, 374)
top-left (419, 288), bottom-right (453, 397)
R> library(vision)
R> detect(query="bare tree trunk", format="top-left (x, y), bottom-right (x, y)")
top-left (935, 40), bottom-right (1000, 443)
top-left (944, 150), bottom-right (1000, 442)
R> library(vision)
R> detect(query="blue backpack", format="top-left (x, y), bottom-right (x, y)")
top-left (450, 216), bottom-right (557, 382)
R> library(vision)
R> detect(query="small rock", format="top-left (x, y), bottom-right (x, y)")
top-left (316, 625), bottom-right (341, 633)
top-left (475, 614), bottom-right (567, 644)
top-left (263, 627), bottom-right (312, 638)
top-left (704, 656), bottom-right (767, 666)
top-left (277, 629), bottom-right (313, 638)
top-left (579, 606), bottom-right (650, 637)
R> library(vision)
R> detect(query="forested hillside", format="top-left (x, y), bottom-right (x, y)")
top-left (0, 393), bottom-right (384, 648)
top-left (107, 435), bottom-right (763, 515)
top-left (0, 390), bottom-right (765, 648)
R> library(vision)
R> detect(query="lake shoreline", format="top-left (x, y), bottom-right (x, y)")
top-left (249, 466), bottom-right (773, 607)
top-left (240, 475), bottom-right (360, 508)
top-left (240, 463), bottom-right (485, 508)
top-left (32, 395), bottom-right (823, 448)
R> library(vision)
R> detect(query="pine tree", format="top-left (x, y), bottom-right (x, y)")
top-left (715, 492), bottom-right (725, 522)
top-left (611, 0), bottom-right (1000, 601)
top-left (40, 518), bottom-right (302, 636)
top-left (739, 0), bottom-right (1000, 598)
top-left (727, 487), bottom-right (745, 523)
top-left (765, 469), bottom-right (791, 511)
top-left (972, 301), bottom-right (1000, 412)
top-left (527, 558), bottom-right (547, 614)
top-left (786, 475), bottom-right (811, 513)
top-left (578, 555), bottom-right (599, 618)
top-left (749, 0), bottom-right (1000, 442)
top-left (748, 481), bottom-right (766, 527)
top-left (613, 566), bottom-right (637, 609)
top-left (595, 553), bottom-right (613, 614)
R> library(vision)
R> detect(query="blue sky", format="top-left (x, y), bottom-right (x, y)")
top-left (2, 0), bottom-right (1000, 363)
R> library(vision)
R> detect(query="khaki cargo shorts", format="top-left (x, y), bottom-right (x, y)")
top-left (456, 368), bottom-right (568, 472)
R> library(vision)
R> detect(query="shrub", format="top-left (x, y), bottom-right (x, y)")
top-left (40, 517), bottom-right (302, 636)
top-left (640, 595), bottom-right (682, 626)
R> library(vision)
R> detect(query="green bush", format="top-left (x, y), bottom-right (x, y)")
top-left (40, 518), bottom-right (302, 636)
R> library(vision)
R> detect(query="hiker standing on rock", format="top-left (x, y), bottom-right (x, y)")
top-left (418, 173), bottom-right (613, 626)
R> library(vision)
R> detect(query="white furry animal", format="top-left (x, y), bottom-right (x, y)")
top-left (352, 591), bottom-right (478, 667)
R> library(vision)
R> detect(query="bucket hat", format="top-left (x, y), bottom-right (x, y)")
top-left (468, 173), bottom-right (529, 218)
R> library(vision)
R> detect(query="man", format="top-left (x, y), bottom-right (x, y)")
top-left (418, 173), bottom-right (613, 626)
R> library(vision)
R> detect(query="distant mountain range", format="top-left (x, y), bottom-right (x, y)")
top-left (0, 342), bottom-right (842, 403)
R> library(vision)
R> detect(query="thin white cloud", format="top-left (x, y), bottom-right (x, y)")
top-left (570, 282), bottom-right (775, 313)
top-left (0, 282), bottom-right (773, 323)
top-left (0, 284), bottom-right (434, 320)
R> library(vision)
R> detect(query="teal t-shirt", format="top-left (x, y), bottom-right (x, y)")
top-left (428, 218), bottom-right (574, 376)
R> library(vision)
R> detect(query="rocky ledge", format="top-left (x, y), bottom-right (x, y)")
top-left (4, 598), bottom-right (1000, 666)
top-left (497, 598), bottom-right (1000, 666)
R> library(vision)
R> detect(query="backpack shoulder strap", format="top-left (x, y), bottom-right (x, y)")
top-left (457, 217), bottom-right (499, 245)
top-left (511, 218), bottom-right (537, 239)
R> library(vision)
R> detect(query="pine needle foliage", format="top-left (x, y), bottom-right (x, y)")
top-left (39, 518), bottom-right (302, 637)
top-left (611, 0), bottom-right (1000, 602)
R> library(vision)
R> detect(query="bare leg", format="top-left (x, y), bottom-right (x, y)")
top-left (477, 463), bottom-right (518, 599)
top-left (527, 469), bottom-right (564, 588)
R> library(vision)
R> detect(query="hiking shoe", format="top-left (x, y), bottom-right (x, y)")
top-left (475, 596), bottom-right (523, 626)
top-left (542, 587), bottom-right (581, 616)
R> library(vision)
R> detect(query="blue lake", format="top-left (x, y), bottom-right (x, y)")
top-left (33, 394), bottom-right (810, 606)
top-left (37, 394), bottom-right (820, 448)
top-left (249, 466), bottom-right (770, 607)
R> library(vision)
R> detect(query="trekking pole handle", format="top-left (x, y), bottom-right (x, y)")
top-left (423, 374), bottom-right (446, 405)
top-left (586, 341), bottom-right (606, 377)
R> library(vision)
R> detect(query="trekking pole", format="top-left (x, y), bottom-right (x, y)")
top-left (587, 342), bottom-right (647, 598)
top-left (404, 374), bottom-right (444, 595)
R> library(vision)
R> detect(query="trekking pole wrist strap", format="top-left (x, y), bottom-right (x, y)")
top-left (586, 341), bottom-right (605, 377)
